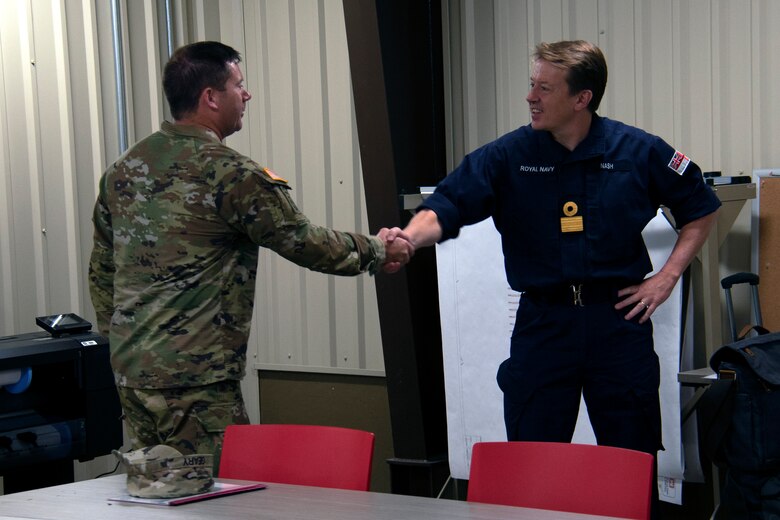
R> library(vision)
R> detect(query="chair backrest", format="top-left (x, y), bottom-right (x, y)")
top-left (467, 441), bottom-right (654, 520)
top-left (218, 424), bottom-right (375, 491)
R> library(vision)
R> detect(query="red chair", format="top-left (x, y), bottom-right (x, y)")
top-left (218, 424), bottom-right (375, 491)
top-left (467, 441), bottom-right (654, 520)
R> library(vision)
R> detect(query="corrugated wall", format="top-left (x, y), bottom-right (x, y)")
top-left (1, 0), bottom-right (96, 335)
top-left (240, 1), bottom-right (382, 376)
top-left (446, 0), bottom-right (780, 172)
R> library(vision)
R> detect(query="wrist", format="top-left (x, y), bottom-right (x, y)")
top-left (658, 268), bottom-right (681, 280)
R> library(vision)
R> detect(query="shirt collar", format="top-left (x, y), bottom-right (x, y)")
top-left (536, 114), bottom-right (606, 163)
top-left (572, 113), bottom-right (605, 159)
top-left (161, 120), bottom-right (222, 143)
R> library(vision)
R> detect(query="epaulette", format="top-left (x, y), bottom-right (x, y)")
top-left (261, 167), bottom-right (288, 184)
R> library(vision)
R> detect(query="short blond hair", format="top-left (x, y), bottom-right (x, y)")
top-left (533, 40), bottom-right (607, 113)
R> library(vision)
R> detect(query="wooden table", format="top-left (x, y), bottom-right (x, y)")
top-left (0, 474), bottom-right (627, 519)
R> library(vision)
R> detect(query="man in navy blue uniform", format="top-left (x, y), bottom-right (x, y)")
top-left (399, 40), bottom-right (720, 472)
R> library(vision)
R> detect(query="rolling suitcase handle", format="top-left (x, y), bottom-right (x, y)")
top-left (720, 272), bottom-right (763, 342)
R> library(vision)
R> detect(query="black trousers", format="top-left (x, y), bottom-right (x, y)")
top-left (497, 294), bottom-right (662, 453)
top-left (497, 295), bottom-right (663, 516)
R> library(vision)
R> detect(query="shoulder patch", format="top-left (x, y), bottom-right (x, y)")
top-left (261, 167), bottom-right (288, 183)
top-left (667, 151), bottom-right (690, 175)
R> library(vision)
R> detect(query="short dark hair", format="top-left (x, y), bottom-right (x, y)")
top-left (163, 41), bottom-right (242, 120)
top-left (533, 40), bottom-right (607, 113)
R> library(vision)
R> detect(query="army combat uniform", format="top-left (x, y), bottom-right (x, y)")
top-left (89, 122), bottom-right (385, 461)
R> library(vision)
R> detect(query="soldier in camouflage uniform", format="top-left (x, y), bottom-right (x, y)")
top-left (88, 41), bottom-right (412, 471)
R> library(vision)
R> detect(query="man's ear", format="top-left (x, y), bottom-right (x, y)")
top-left (201, 87), bottom-right (219, 111)
top-left (575, 89), bottom-right (593, 111)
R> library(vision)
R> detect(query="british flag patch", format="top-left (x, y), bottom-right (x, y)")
top-left (668, 151), bottom-right (690, 175)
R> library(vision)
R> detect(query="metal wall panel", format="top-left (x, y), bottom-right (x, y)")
top-left (752, 0), bottom-right (780, 167)
top-left (672, 0), bottom-right (715, 168)
top-left (1, 0), bottom-right (46, 334)
top-left (0, 0), bottom-right (117, 483)
top-left (239, 0), bottom-right (382, 375)
top-left (449, 0), bottom-right (780, 177)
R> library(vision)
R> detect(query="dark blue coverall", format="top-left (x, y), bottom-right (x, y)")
top-left (419, 114), bottom-right (721, 455)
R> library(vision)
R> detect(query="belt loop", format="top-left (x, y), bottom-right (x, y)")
top-left (571, 284), bottom-right (583, 307)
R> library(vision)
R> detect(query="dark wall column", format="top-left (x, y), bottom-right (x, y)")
top-left (342, 0), bottom-right (449, 497)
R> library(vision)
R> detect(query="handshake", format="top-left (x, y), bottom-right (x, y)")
top-left (377, 227), bottom-right (414, 274)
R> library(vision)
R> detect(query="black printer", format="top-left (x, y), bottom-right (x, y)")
top-left (0, 314), bottom-right (122, 493)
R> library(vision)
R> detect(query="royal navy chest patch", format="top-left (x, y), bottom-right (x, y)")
top-left (668, 151), bottom-right (690, 175)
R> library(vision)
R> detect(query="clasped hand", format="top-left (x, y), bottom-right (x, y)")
top-left (377, 227), bottom-right (414, 274)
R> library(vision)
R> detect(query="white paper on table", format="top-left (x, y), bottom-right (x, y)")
top-left (436, 210), bottom-right (695, 504)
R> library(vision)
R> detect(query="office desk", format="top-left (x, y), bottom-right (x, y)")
top-left (0, 474), bottom-right (627, 520)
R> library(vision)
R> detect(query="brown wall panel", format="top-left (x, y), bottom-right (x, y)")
top-left (257, 371), bottom-right (393, 492)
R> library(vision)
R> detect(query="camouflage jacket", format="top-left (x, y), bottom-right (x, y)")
top-left (89, 121), bottom-right (385, 389)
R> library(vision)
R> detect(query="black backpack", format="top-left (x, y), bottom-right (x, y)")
top-left (697, 329), bottom-right (780, 519)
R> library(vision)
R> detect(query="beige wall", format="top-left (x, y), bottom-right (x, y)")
top-left (2, 0), bottom-right (780, 482)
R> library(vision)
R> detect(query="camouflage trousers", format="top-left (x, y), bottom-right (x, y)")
top-left (116, 380), bottom-right (250, 475)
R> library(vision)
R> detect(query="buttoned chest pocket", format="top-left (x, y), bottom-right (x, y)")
top-left (586, 163), bottom-right (656, 265)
